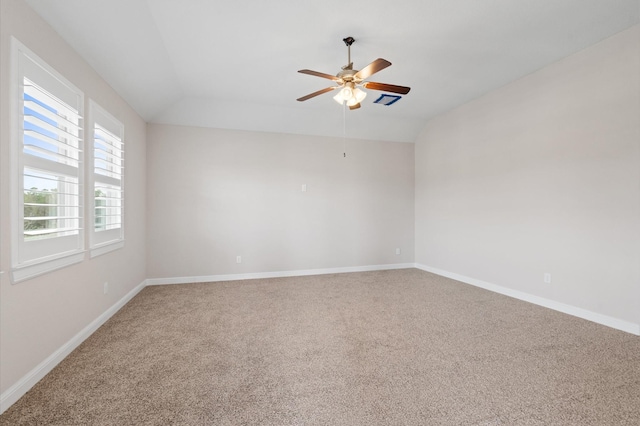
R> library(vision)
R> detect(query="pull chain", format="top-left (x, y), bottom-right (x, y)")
top-left (343, 102), bottom-right (347, 158)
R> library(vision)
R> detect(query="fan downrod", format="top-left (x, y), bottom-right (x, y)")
top-left (342, 36), bottom-right (355, 70)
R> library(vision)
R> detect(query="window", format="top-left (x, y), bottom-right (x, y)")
top-left (11, 38), bottom-right (84, 281)
top-left (89, 101), bottom-right (124, 255)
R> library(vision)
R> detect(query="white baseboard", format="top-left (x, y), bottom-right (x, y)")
top-left (415, 263), bottom-right (640, 336)
top-left (146, 263), bottom-right (416, 286)
top-left (0, 279), bottom-right (147, 415)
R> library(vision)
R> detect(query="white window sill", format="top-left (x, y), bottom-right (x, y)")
top-left (12, 251), bottom-right (85, 283)
top-left (90, 240), bottom-right (124, 258)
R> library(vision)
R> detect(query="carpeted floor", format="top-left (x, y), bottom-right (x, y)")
top-left (2, 269), bottom-right (639, 425)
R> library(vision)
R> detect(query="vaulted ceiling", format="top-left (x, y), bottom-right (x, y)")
top-left (25, 0), bottom-right (639, 142)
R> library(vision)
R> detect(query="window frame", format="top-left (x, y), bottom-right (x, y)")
top-left (10, 37), bottom-right (85, 282)
top-left (88, 100), bottom-right (125, 257)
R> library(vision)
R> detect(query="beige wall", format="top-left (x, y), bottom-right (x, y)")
top-left (415, 25), bottom-right (640, 326)
top-left (0, 0), bottom-right (147, 395)
top-left (146, 124), bottom-right (415, 279)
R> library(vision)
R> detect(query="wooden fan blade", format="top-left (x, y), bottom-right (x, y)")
top-left (297, 86), bottom-right (337, 102)
top-left (348, 103), bottom-right (361, 110)
top-left (363, 81), bottom-right (411, 95)
top-left (298, 69), bottom-right (340, 81)
top-left (354, 58), bottom-right (391, 80)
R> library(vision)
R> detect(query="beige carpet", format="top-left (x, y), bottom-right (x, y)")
top-left (2, 269), bottom-right (639, 425)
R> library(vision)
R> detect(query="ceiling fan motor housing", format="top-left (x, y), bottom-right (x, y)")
top-left (337, 68), bottom-right (358, 82)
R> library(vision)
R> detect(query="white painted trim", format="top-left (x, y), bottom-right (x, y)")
top-left (0, 279), bottom-right (147, 415)
top-left (146, 263), bottom-right (416, 286)
top-left (415, 263), bottom-right (640, 336)
top-left (11, 251), bottom-right (84, 283)
top-left (90, 240), bottom-right (125, 258)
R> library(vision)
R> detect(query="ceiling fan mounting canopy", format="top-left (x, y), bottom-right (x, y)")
top-left (296, 36), bottom-right (411, 110)
top-left (343, 36), bottom-right (355, 47)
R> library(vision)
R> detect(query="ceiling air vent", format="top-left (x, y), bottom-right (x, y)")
top-left (373, 94), bottom-right (402, 106)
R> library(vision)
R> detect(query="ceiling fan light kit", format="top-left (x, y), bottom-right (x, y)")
top-left (297, 37), bottom-right (411, 110)
top-left (333, 83), bottom-right (367, 105)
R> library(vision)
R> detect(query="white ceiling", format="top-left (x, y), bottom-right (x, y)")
top-left (25, 0), bottom-right (639, 143)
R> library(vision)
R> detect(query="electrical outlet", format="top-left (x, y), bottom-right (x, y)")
top-left (302, 184), bottom-right (307, 192)
top-left (544, 273), bottom-right (552, 284)
top-left (236, 256), bottom-right (242, 264)
top-left (103, 282), bottom-right (109, 294)
top-left (396, 248), bottom-right (401, 255)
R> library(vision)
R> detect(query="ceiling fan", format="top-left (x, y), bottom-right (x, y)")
top-left (296, 37), bottom-right (411, 110)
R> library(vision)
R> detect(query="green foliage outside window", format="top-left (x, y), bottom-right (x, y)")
top-left (24, 187), bottom-right (57, 232)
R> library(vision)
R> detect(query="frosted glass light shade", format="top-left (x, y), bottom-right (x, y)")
top-left (334, 85), bottom-right (366, 105)
top-left (346, 88), bottom-right (367, 106)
